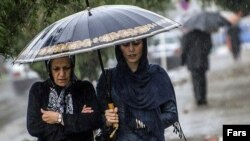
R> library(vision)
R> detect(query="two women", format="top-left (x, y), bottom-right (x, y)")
top-left (27, 38), bottom-right (182, 141)
top-left (96, 39), bottom-right (181, 141)
top-left (27, 56), bottom-right (102, 141)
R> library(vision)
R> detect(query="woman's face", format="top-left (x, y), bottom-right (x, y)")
top-left (120, 40), bottom-right (143, 65)
top-left (51, 57), bottom-right (71, 87)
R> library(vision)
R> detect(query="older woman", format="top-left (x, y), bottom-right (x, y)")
top-left (27, 56), bottom-right (102, 141)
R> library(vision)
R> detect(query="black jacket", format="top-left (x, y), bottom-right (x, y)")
top-left (181, 30), bottom-right (212, 71)
top-left (27, 79), bottom-right (102, 141)
top-left (227, 25), bottom-right (241, 58)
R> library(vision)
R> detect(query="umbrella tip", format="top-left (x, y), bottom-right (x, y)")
top-left (85, 0), bottom-right (90, 7)
top-left (85, 0), bottom-right (92, 16)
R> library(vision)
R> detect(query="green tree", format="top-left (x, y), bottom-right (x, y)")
top-left (201, 0), bottom-right (250, 16)
top-left (214, 0), bottom-right (250, 16)
top-left (0, 0), bottom-right (36, 57)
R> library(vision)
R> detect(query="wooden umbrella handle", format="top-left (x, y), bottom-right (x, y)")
top-left (108, 103), bottom-right (119, 128)
top-left (108, 103), bottom-right (119, 138)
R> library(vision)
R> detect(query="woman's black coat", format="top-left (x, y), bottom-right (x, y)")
top-left (27, 79), bottom-right (102, 141)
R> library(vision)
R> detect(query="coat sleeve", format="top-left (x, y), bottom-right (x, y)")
top-left (27, 82), bottom-right (65, 141)
top-left (159, 71), bottom-right (178, 129)
top-left (63, 81), bottom-right (102, 134)
top-left (160, 100), bottom-right (178, 129)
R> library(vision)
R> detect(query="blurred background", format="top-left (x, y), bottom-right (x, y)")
top-left (0, 0), bottom-right (250, 141)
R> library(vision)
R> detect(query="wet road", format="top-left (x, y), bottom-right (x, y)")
top-left (0, 78), bottom-right (36, 141)
top-left (0, 46), bottom-right (250, 141)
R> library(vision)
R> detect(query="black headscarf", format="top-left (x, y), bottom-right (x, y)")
top-left (112, 39), bottom-right (177, 140)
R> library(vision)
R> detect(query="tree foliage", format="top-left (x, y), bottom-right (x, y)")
top-left (0, 0), bottom-right (35, 57)
top-left (202, 0), bottom-right (250, 16)
top-left (214, 0), bottom-right (250, 16)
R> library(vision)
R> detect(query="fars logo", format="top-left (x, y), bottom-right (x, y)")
top-left (223, 125), bottom-right (250, 141)
top-left (227, 129), bottom-right (246, 136)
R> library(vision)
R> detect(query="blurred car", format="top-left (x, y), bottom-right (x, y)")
top-left (148, 29), bottom-right (183, 70)
top-left (10, 64), bottom-right (40, 94)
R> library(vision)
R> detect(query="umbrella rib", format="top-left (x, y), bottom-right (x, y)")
top-left (25, 15), bottom-right (77, 62)
top-left (99, 9), bottom-right (127, 38)
top-left (98, 7), bottom-right (155, 42)
top-left (29, 21), bottom-right (69, 61)
top-left (86, 11), bottom-right (91, 47)
top-left (105, 9), bottom-right (139, 26)
top-left (14, 26), bottom-right (50, 63)
top-left (57, 12), bottom-right (85, 45)
top-left (100, 7), bottom-right (179, 42)
top-left (49, 13), bottom-right (80, 45)
top-left (71, 12), bottom-right (86, 41)
top-left (37, 13), bottom-right (82, 60)
top-left (120, 6), bottom-right (176, 26)
top-left (24, 24), bottom-right (59, 62)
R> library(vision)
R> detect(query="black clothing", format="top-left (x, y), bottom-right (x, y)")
top-left (97, 66), bottom-right (178, 141)
top-left (227, 25), bottom-right (241, 60)
top-left (181, 30), bottom-right (212, 71)
top-left (181, 30), bottom-right (212, 105)
top-left (191, 69), bottom-right (207, 105)
top-left (97, 39), bottom-right (180, 141)
top-left (27, 79), bottom-right (102, 141)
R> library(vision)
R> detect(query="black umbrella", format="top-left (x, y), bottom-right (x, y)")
top-left (14, 3), bottom-right (180, 64)
top-left (183, 11), bottom-right (231, 33)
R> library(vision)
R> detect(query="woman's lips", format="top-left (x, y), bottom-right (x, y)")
top-left (128, 54), bottom-right (136, 58)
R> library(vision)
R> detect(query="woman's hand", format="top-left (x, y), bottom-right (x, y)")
top-left (41, 109), bottom-right (59, 124)
top-left (105, 107), bottom-right (119, 127)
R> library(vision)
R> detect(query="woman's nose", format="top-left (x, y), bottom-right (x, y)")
top-left (59, 69), bottom-right (66, 76)
top-left (129, 44), bottom-right (135, 51)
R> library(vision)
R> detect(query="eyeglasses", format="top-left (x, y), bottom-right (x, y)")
top-left (121, 40), bottom-right (142, 47)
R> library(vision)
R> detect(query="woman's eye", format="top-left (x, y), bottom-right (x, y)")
top-left (121, 43), bottom-right (130, 47)
top-left (52, 67), bottom-right (70, 71)
top-left (53, 68), bottom-right (60, 71)
top-left (63, 67), bottom-right (71, 70)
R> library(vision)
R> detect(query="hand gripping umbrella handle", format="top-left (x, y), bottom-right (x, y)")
top-left (108, 103), bottom-right (119, 138)
top-left (97, 50), bottom-right (118, 138)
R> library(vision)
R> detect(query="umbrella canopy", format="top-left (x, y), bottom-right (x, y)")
top-left (183, 11), bottom-right (231, 33)
top-left (15, 5), bottom-right (180, 63)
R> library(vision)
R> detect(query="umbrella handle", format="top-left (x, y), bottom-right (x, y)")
top-left (108, 102), bottom-right (119, 138)
top-left (108, 103), bottom-right (119, 128)
top-left (109, 126), bottom-right (118, 138)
